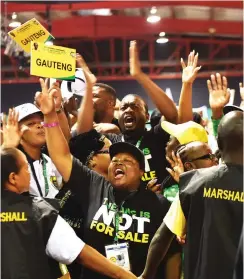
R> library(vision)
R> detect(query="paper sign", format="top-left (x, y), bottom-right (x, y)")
top-left (8, 18), bottom-right (54, 53)
top-left (30, 42), bottom-right (76, 81)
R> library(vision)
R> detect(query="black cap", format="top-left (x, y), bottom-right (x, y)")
top-left (109, 142), bottom-right (145, 171)
top-left (223, 105), bottom-right (243, 115)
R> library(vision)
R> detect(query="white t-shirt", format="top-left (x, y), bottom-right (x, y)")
top-left (46, 215), bottom-right (85, 264)
top-left (28, 153), bottom-right (63, 198)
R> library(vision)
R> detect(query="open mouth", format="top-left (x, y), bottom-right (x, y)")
top-left (124, 115), bottom-right (135, 127)
top-left (114, 168), bottom-right (125, 179)
top-left (38, 131), bottom-right (45, 136)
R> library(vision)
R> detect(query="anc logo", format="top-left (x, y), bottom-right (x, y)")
top-left (109, 257), bottom-right (117, 263)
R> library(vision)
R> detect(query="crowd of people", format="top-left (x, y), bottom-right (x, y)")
top-left (1, 40), bottom-right (243, 279)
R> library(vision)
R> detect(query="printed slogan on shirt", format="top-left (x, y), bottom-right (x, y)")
top-left (140, 147), bottom-right (156, 181)
top-left (90, 198), bottom-right (151, 243)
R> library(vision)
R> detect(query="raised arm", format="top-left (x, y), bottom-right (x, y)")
top-left (35, 78), bottom-right (72, 182)
top-left (178, 50), bottom-right (201, 123)
top-left (35, 81), bottom-right (71, 142)
top-left (1, 108), bottom-right (28, 148)
top-left (140, 222), bottom-right (174, 279)
top-left (76, 54), bottom-right (97, 134)
top-left (207, 73), bottom-right (230, 137)
top-left (130, 40), bottom-right (178, 123)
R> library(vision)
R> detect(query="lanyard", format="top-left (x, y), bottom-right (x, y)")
top-left (113, 202), bottom-right (125, 244)
top-left (21, 147), bottom-right (47, 197)
top-left (121, 136), bottom-right (143, 149)
top-left (41, 154), bottom-right (49, 197)
top-left (109, 191), bottom-right (138, 244)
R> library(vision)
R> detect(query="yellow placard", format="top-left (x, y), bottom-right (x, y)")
top-left (8, 18), bottom-right (54, 53)
top-left (30, 42), bottom-right (76, 81)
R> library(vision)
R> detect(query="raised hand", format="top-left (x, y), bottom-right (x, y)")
top-left (207, 73), bottom-right (230, 112)
top-left (239, 82), bottom-right (244, 101)
top-left (35, 78), bottom-right (57, 115)
top-left (2, 108), bottom-right (28, 148)
top-left (50, 81), bottom-right (63, 110)
top-left (76, 53), bottom-right (97, 85)
top-left (181, 50), bottom-right (201, 84)
top-left (129, 40), bottom-right (142, 78)
top-left (166, 151), bottom-right (184, 183)
top-left (146, 178), bottom-right (161, 194)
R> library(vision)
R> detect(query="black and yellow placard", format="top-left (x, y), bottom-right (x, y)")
top-left (30, 42), bottom-right (76, 81)
top-left (8, 18), bottom-right (54, 53)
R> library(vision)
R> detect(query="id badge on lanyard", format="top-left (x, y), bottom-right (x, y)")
top-left (104, 200), bottom-right (132, 270)
top-left (105, 242), bottom-right (131, 270)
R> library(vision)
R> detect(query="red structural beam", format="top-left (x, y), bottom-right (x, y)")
top-left (1, 70), bottom-right (242, 84)
top-left (50, 16), bottom-right (242, 38)
top-left (2, 1), bottom-right (242, 13)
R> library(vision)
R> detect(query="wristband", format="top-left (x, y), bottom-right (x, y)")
top-left (43, 122), bottom-right (59, 128)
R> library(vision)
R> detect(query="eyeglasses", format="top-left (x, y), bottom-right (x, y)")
top-left (188, 153), bottom-right (217, 162)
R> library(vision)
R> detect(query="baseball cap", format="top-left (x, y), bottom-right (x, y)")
top-left (109, 142), bottom-right (145, 171)
top-left (15, 103), bottom-right (41, 122)
top-left (223, 105), bottom-right (243, 115)
top-left (161, 120), bottom-right (208, 144)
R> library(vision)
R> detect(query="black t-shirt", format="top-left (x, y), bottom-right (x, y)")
top-left (106, 124), bottom-right (170, 187)
top-left (1, 191), bottom-right (58, 279)
top-left (62, 157), bottom-right (173, 279)
top-left (165, 163), bottom-right (243, 279)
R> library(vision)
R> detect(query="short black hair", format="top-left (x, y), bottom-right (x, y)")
top-left (1, 147), bottom-right (21, 189)
top-left (123, 94), bottom-right (149, 114)
top-left (95, 83), bottom-right (116, 103)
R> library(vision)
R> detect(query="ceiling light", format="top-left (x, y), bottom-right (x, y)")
top-left (159, 32), bottom-right (165, 37)
top-left (9, 12), bottom-right (21, 28)
top-left (9, 21), bottom-right (21, 28)
top-left (150, 7), bottom-right (157, 14)
top-left (147, 15), bottom-right (161, 23)
top-left (12, 12), bottom-right (17, 20)
top-left (147, 6), bottom-right (161, 23)
top-left (92, 9), bottom-right (112, 16)
top-left (156, 37), bottom-right (169, 44)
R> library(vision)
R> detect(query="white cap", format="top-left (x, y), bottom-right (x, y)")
top-left (15, 103), bottom-right (41, 122)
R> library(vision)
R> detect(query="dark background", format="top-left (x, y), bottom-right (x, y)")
top-left (1, 76), bottom-right (241, 113)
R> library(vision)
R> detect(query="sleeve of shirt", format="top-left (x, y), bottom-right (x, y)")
top-left (164, 169), bottom-right (203, 237)
top-left (163, 194), bottom-right (186, 237)
top-left (46, 215), bottom-right (85, 265)
top-left (105, 133), bottom-right (122, 144)
top-left (63, 157), bottom-right (105, 210)
top-left (212, 117), bottom-right (222, 137)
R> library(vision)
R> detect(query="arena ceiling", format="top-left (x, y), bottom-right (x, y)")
top-left (1, 1), bottom-right (243, 83)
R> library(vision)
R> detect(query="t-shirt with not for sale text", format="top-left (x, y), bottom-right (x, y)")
top-left (63, 157), bottom-right (173, 279)
top-left (106, 124), bottom-right (170, 187)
